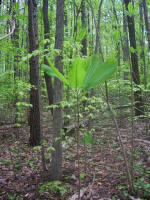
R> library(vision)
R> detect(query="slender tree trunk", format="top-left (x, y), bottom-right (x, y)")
top-left (122, 1), bottom-right (130, 62)
top-left (64, 6), bottom-right (68, 37)
top-left (50, 0), bottom-right (64, 181)
top-left (143, 0), bottom-right (150, 52)
top-left (64, 4), bottom-right (70, 126)
top-left (12, 0), bottom-right (19, 123)
top-left (96, 0), bottom-right (104, 58)
top-left (124, 0), bottom-right (144, 116)
top-left (0, 0), bottom-right (2, 13)
top-left (139, 2), bottom-right (147, 88)
top-left (81, 0), bottom-right (87, 56)
top-left (28, 0), bottom-right (42, 146)
top-left (42, 0), bottom-right (53, 108)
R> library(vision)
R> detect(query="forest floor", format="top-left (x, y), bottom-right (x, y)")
top-left (0, 111), bottom-right (150, 200)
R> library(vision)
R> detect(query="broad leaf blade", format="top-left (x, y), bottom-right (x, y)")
top-left (45, 59), bottom-right (69, 86)
top-left (43, 64), bottom-right (58, 78)
top-left (83, 55), bottom-right (117, 90)
top-left (69, 57), bottom-right (89, 89)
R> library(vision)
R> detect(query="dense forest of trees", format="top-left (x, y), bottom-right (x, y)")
top-left (0, 0), bottom-right (150, 199)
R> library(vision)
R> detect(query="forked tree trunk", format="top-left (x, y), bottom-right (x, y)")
top-left (124, 0), bottom-right (144, 116)
top-left (50, 0), bottom-right (64, 181)
top-left (28, 0), bottom-right (42, 146)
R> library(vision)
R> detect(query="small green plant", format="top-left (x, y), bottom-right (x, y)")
top-left (134, 177), bottom-right (150, 197)
top-left (80, 173), bottom-right (86, 179)
top-left (118, 185), bottom-right (129, 198)
top-left (134, 164), bottom-right (150, 198)
top-left (119, 164), bottom-right (150, 198)
top-left (25, 160), bottom-right (35, 169)
top-left (39, 181), bottom-right (67, 196)
top-left (7, 194), bottom-right (16, 200)
top-left (1, 158), bottom-right (10, 164)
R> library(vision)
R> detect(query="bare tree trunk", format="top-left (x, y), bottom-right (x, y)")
top-left (42, 0), bottom-right (53, 108)
top-left (95, 0), bottom-right (104, 58)
top-left (124, 0), bottom-right (144, 116)
top-left (28, 0), bottom-right (42, 146)
top-left (50, 0), bottom-right (64, 181)
top-left (81, 0), bottom-right (87, 56)
top-left (88, 0), bottom-right (104, 58)
top-left (139, 2), bottom-right (147, 88)
top-left (143, 0), bottom-right (150, 52)
top-left (122, 1), bottom-right (130, 62)
top-left (12, 0), bottom-right (19, 124)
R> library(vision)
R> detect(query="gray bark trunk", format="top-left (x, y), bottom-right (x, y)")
top-left (42, 0), bottom-right (53, 108)
top-left (143, 0), bottom-right (150, 52)
top-left (50, 0), bottom-right (64, 181)
top-left (139, 2), bottom-right (147, 88)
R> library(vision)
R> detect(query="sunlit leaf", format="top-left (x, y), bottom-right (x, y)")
top-left (84, 132), bottom-right (96, 146)
top-left (43, 64), bottom-right (58, 78)
top-left (83, 55), bottom-right (117, 90)
top-left (68, 57), bottom-right (89, 89)
top-left (45, 58), bottom-right (69, 86)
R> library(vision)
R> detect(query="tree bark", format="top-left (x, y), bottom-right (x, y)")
top-left (12, 0), bottom-right (19, 124)
top-left (42, 0), bottom-right (53, 108)
top-left (88, 0), bottom-right (104, 58)
top-left (50, 0), bottom-right (64, 181)
top-left (122, 1), bottom-right (130, 62)
top-left (143, 0), bottom-right (150, 52)
top-left (28, 0), bottom-right (42, 146)
top-left (139, 2), bottom-right (147, 88)
top-left (81, 0), bottom-right (87, 56)
top-left (95, 0), bottom-right (104, 58)
top-left (124, 0), bottom-right (144, 116)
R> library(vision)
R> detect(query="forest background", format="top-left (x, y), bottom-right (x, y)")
top-left (0, 0), bottom-right (150, 199)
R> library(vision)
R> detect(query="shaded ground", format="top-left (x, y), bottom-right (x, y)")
top-left (0, 111), bottom-right (150, 200)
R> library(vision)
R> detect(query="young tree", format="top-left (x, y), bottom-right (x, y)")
top-left (124, 0), bottom-right (144, 116)
top-left (28, 0), bottom-right (42, 146)
top-left (50, 0), bottom-right (64, 180)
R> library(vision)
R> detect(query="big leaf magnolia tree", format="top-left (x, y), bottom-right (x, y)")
top-left (43, 55), bottom-right (117, 91)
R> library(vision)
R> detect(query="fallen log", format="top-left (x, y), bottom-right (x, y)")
top-left (135, 139), bottom-right (150, 145)
top-left (0, 124), bottom-right (17, 131)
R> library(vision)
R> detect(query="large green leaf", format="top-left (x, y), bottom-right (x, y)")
top-left (83, 55), bottom-right (117, 90)
top-left (68, 57), bottom-right (89, 89)
top-left (43, 64), bottom-right (58, 78)
top-left (44, 59), bottom-right (69, 86)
